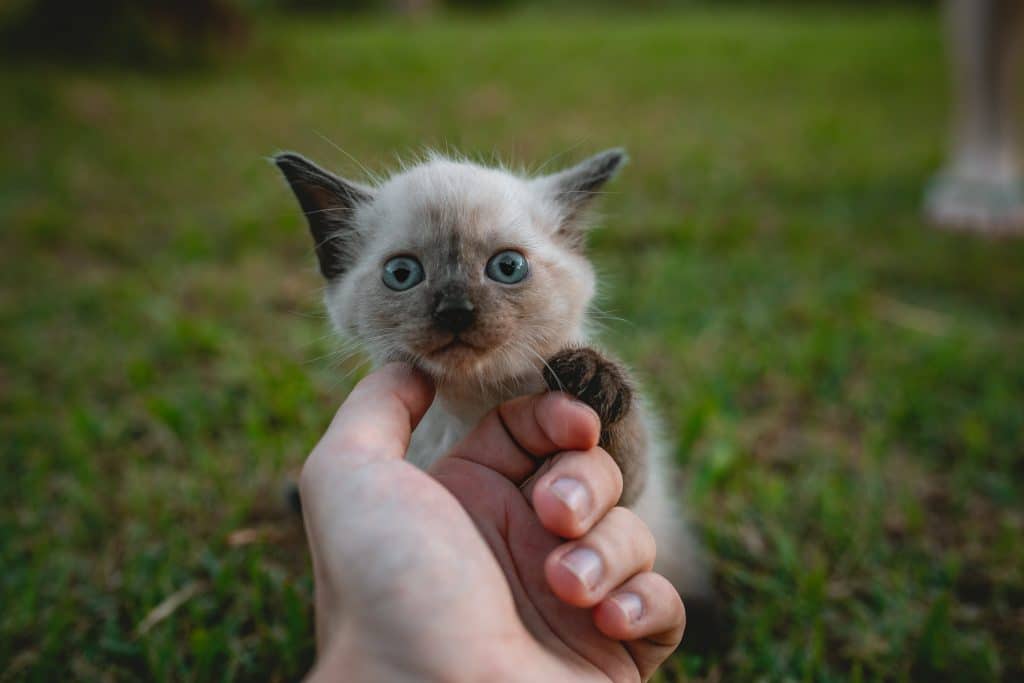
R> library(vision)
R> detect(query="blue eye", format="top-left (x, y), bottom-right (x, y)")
top-left (382, 256), bottom-right (425, 291)
top-left (485, 250), bottom-right (529, 285)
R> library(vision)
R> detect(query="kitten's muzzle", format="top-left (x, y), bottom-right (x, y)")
top-left (432, 288), bottom-right (476, 334)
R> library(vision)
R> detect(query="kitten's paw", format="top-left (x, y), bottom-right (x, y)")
top-left (543, 347), bottom-right (633, 426)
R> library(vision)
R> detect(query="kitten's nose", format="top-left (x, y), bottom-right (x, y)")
top-left (433, 289), bottom-right (476, 334)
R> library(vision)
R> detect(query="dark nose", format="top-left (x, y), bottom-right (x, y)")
top-left (433, 288), bottom-right (476, 334)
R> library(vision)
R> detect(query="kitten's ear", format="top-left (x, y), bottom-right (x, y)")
top-left (536, 148), bottom-right (627, 245)
top-left (274, 152), bottom-right (375, 279)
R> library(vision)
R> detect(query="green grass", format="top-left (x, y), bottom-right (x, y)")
top-left (3, 5), bottom-right (1024, 681)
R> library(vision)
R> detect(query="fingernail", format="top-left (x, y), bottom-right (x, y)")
top-left (560, 547), bottom-right (602, 589)
top-left (612, 592), bottom-right (644, 623)
top-left (549, 477), bottom-right (589, 516)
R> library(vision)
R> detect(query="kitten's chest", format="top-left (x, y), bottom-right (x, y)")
top-left (406, 376), bottom-right (545, 469)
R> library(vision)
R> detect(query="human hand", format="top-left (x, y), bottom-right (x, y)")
top-left (300, 364), bottom-right (685, 682)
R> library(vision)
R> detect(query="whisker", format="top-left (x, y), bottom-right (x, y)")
top-left (531, 140), bottom-right (589, 176)
top-left (314, 130), bottom-right (383, 185)
top-left (303, 206), bottom-right (358, 216)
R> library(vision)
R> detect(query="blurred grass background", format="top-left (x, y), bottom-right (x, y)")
top-left (2, 1), bottom-right (1023, 681)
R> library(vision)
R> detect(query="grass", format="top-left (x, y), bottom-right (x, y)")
top-left (3, 4), bottom-right (1023, 681)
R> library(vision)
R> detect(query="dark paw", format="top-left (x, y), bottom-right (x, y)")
top-left (543, 347), bottom-right (633, 426)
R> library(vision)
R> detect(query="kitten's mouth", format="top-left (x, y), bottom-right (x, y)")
top-left (430, 336), bottom-right (482, 356)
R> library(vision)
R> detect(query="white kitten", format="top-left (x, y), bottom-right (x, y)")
top-left (275, 149), bottom-right (715, 611)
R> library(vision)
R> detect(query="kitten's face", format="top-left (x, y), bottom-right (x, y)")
top-left (275, 150), bottom-right (626, 388)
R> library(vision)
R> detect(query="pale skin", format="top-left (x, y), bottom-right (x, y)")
top-left (300, 364), bottom-right (686, 682)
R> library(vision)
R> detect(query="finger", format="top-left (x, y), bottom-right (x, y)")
top-left (439, 391), bottom-right (600, 484)
top-left (545, 507), bottom-right (656, 608)
top-left (592, 572), bottom-right (685, 680)
top-left (525, 447), bottom-right (623, 539)
top-left (310, 363), bottom-right (435, 469)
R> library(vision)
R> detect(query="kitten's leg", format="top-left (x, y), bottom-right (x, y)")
top-left (632, 442), bottom-right (725, 653)
top-left (542, 346), bottom-right (647, 506)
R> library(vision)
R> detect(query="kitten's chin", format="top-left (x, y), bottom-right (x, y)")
top-left (387, 340), bottom-right (534, 391)
top-left (422, 342), bottom-right (499, 382)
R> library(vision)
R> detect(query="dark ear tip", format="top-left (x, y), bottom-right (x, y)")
top-left (272, 151), bottom-right (311, 174)
top-left (598, 147), bottom-right (629, 173)
top-left (603, 147), bottom-right (628, 161)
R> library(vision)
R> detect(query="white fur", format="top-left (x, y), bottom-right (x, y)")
top-left (319, 155), bottom-right (711, 599)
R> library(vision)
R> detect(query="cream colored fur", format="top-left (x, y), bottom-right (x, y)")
top-left (292, 152), bottom-right (711, 600)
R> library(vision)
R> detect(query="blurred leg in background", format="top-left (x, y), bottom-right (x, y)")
top-left (925, 0), bottom-right (1024, 235)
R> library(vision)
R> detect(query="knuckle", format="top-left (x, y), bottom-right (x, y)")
top-left (606, 507), bottom-right (656, 561)
top-left (648, 572), bottom-right (682, 608)
top-left (636, 573), bottom-right (685, 641)
top-left (599, 509), bottom-right (651, 557)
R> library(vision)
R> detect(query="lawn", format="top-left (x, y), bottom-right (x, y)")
top-left (2, 4), bottom-right (1023, 681)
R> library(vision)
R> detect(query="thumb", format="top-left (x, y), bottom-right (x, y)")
top-left (312, 363), bottom-right (436, 467)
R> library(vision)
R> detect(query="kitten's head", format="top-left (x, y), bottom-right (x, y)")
top-left (274, 149), bottom-right (626, 388)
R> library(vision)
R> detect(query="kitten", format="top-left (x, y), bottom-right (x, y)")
top-left (274, 149), bottom-right (716, 619)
